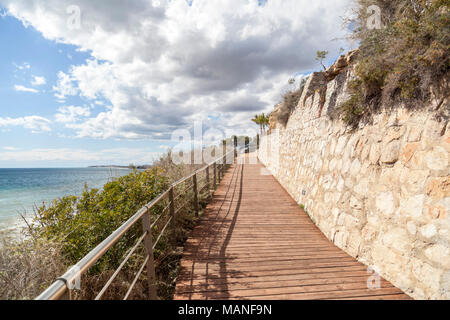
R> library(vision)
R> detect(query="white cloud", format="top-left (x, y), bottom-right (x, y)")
top-left (2, 146), bottom-right (19, 151)
top-left (14, 85), bottom-right (39, 93)
top-left (2, 0), bottom-right (354, 140)
top-left (0, 147), bottom-right (162, 164)
top-left (53, 71), bottom-right (78, 100)
top-left (55, 105), bottom-right (91, 123)
top-left (0, 116), bottom-right (51, 132)
top-left (31, 75), bottom-right (46, 86)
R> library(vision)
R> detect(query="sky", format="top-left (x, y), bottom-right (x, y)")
top-left (0, 0), bottom-right (354, 167)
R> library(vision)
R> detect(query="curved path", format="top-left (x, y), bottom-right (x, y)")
top-left (174, 154), bottom-right (410, 300)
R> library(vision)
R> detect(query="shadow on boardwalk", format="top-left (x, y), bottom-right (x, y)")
top-left (174, 154), bottom-right (411, 300)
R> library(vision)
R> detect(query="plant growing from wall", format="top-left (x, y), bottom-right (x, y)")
top-left (315, 50), bottom-right (329, 70)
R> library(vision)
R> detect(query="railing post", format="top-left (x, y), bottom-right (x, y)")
top-left (142, 211), bottom-right (157, 300)
top-left (213, 162), bottom-right (217, 190)
top-left (222, 155), bottom-right (226, 177)
top-left (206, 166), bottom-right (210, 192)
top-left (222, 143), bottom-right (227, 176)
top-left (193, 173), bottom-right (199, 217)
top-left (169, 187), bottom-right (175, 226)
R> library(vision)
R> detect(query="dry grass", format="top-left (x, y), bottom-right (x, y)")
top-left (0, 236), bottom-right (67, 300)
top-left (275, 78), bottom-right (308, 127)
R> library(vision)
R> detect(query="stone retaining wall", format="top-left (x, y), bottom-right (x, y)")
top-left (258, 69), bottom-right (449, 299)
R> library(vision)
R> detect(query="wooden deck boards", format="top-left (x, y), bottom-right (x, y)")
top-left (174, 154), bottom-right (411, 300)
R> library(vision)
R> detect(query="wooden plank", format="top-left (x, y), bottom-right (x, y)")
top-left (176, 276), bottom-right (396, 294)
top-left (174, 154), bottom-right (411, 300)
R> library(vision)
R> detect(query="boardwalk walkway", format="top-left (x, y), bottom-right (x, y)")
top-left (174, 154), bottom-right (410, 300)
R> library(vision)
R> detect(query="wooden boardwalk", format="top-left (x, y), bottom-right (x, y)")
top-left (174, 154), bottom-right (410, 300)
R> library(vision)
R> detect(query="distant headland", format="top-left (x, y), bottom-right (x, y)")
top-left (88, 165), bottom-right (152, 170)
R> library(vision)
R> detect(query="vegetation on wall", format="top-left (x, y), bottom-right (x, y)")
top-left (341, 0), bottom-right (449, 126)
top-left (275, 77), bottom-right (308, 127)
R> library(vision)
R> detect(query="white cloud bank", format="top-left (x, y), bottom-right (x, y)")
top-left (14, 84), bottom-right (39, 93)
top-left (0, 147), bottom-right (162, 165)
top-left (0, 115), bottom-right (51, 132)
top-left (2, 0), bottom-right (353, 140)
top-left (55, 105), bottom-right (91, 123)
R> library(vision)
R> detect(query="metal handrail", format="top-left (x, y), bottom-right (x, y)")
top-left (36, 148), bottom-right (236, 300)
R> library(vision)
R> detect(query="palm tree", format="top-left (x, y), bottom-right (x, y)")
top-left (252, 113), bottom-right (269, 135)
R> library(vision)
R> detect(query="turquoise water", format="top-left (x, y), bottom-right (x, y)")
top-left (0, 168), bottom-right (134, 230)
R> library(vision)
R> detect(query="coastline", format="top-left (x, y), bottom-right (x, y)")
top-left (0, 167), bottom-right (136, 235)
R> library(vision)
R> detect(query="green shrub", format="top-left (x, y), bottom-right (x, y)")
top-left (29, 168), bottom-right (169, 272)
top-left (341, 0), bottom-right (449, 126)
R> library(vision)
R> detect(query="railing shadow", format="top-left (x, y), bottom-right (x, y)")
top-left (216, 162), bottom-right (243, 299)
top-left (179, 160), bottom-right (245, 299)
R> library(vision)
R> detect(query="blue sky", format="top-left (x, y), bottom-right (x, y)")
top-left (0, 13), bottom-right (176, 167)
top-left (0, 0), bottom-right (352, 168)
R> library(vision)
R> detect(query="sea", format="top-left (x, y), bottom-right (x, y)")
top-left (0, 167), bottom-right (134, 233)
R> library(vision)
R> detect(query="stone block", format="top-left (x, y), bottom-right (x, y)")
top-left (424, 119), bottom-right (446, 142)
top-left (426, 177), bottom-right (450, 200)
top-left (375, 192), bottom-right (396, 217)
top-left (400, 143), bottom-right (420, 164)
top-left (350, 158), bottom-right (361, 177)
top-left (381, 140), bottom-right (401, 164)
top-left (420, 224), bottom-right (437, 240)
top-left (382, 227), bottom-right (411, 253)
top-left (425, 244), bottom-right (450, 268)
top-left (398, 194), bottom-right (425, 219)
top-left (350, 195), bottom-right (363, 211)
top-left (383, 126), bottom-right (406, 144)
top-left (408, 125), bottom-right (423, 142)
top-left (399, 169), bottom-right (428, 194)
top-left (354, 178), bottom-right (369, 197)
top-left (425, 146), bottom-right (448, 171)
top-left (412, 258), bottom-right (443, 294)
top-left (406, 221), bottom-right (417, 235)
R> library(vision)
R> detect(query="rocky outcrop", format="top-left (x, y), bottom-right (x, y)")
top-left (269, 49), bottom-right (359, 132)
top-left (325, 49), bottom-right (359, 81)
top-left (259, 64), bottom-right (449, 300)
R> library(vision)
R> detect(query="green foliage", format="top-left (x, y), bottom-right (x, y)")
top-left (251, 113), bottom-right (270, 133)
top-left (29, 168), bottom-right (169, 271)
top-left (341, 0), bottom-right (449, 126)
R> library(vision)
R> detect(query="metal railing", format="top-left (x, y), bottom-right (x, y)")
top-left (36, 148), bottom-right (237, 300)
